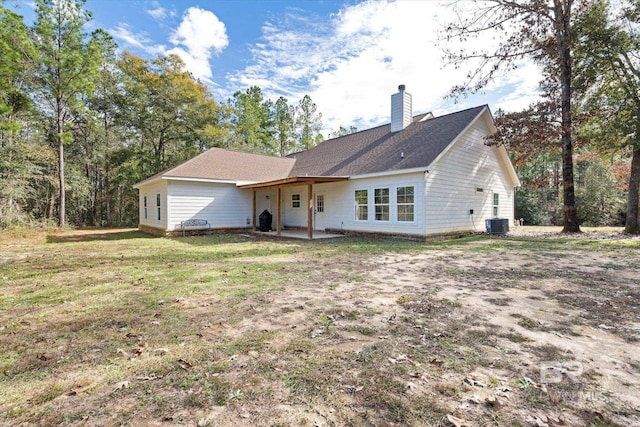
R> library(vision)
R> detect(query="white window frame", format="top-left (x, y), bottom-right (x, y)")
top-left (396, 186), bottom-right (415, 222)
top-left (156, 193), bottom-right (161, 221)
top-left (355, 189), bottom-right (368, 221)
top-left (143, 195), bottom-right (148, 219)
top-left (292, 193), bottom-right (300, 208)
top-left (493, 192), bottom-right (499, 217)
top-left (374, 188), bottom-right (389, 221)
top-left (316, 194), bottom-right (325, 213)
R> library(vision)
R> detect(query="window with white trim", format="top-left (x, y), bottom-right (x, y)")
top-left (292, 193), bottom-right (300, 208)
top-left (156, 193), bottom-right (161, 220)
top-left (316, 194), bottom-right (324, 213)
top-left (493, 192), bottom-right (499, 217)
top-left (397, 186), bottom-right (414, 222)
top-left (355, 190), bottom-right (368, 220)
top-left (374, 188), bottom-right (389, 221)
top-left (143, 196), bottom-right (148, 219)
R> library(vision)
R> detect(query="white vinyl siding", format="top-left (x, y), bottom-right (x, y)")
top-left (135, 111), bottom-right (515, 237)
top-left (274, 174), bottom-right (425, 235)
top-left (424, 116), bottom-right (515, 234)
top-left (304, 174), bottom-right (426, 236)
top-left (281, 188), bottom-right (308, 227)
top-left (166, 181), bottom-right (252, 230)
top-left (137, 181), bottom-right (168, 230)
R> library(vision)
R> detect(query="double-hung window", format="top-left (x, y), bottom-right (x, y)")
top-left (374, 188), bottom-right (389, 221)
top-left (156, 193), bottom-right (161, 220)
top-left (292, 194), bottom-right (300, 208)
top-left (355, 190), bottom-right (368, 220)
top-left (397, 186), bottom-right (414, 222)
top-left (493, 192), bottom-right (499, 217)
top-left (143, 196), bottom-right (148, 219)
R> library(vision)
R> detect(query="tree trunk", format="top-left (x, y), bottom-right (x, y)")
top-left (105, 163), bottom-right (112, 226)
top-left (57, 104), bottom-right (65, 228)
top-left (556, 0), bottom-right (580, 233)
top-left (47, 185), bottom-right (55, 220)
top-left (625, 143), bottom-right (640, 234)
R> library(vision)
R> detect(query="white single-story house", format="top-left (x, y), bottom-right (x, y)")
top-left (134, 85), bottom-right (520, 239)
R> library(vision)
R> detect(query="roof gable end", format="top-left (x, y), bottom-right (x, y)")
top-left (290, 106), bottom-right (488, 177)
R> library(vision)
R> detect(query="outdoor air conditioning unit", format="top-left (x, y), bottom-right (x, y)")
top-left (485, 218), bottom-right (509, 235)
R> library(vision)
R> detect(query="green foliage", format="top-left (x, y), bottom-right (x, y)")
top-left (0, 6), bottom-right (35, 116)
top-left (118, 52), bottom-right (220, 173)
top-left (514, 150), bottom-right (626, 227)
top-left (511, 147), bottom-right (563, 225)
top-left (0, 4), bottom-right (40, 226)
top-left (30, 0), bottom-right (104, 227)
top-left (573, 0), bottom-right (640, 233)
top-left (328, 125), bottom-right (358, 139)
top-left (296, 94), bottom-right (323, 150)
top-left (273, 96), bottom-right (295, 156)
top-left (0, 0), bottom-right (336, 228)
top-left (228, 86), bottom-right (275, 154)
top-left (575, 157), bottom-right (626, 226)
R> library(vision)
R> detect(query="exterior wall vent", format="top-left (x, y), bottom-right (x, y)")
top-left (391, 84), bottom-right (412, 132)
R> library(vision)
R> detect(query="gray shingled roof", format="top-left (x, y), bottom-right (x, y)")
top-left (289, 105), bottom-right (487, 176)
top-left (135, 105), bottom-right (490, 188)
top-left (134, 147), bottom-right (295, 187)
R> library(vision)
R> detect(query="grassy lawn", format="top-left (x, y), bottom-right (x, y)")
top-left (1, 228), bottom-right (639, 426)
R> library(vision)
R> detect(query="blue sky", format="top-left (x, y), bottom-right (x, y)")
top-left (11, 0), bottom-right (543, 134)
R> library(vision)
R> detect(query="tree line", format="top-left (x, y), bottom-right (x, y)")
top-left (2, 0), bottom-right (639, 234)
top-left (0, 0), bottom-right (329, 228)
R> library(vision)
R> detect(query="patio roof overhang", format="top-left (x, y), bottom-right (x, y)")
top-left (238, 176), bottom-right (349, 240)
top-left (237, 175), bottom-right (348, 189)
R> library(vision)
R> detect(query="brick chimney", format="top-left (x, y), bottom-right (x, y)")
top-left (391, 84), bottom-right (412, 132)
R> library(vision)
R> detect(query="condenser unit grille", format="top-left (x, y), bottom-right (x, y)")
top-left (485, 218), bottom-right (509, 235)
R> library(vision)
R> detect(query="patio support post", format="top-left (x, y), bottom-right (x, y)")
top-left (252, 189), bottom-right (257, 233)
top-left (307, 183), bottom-right (313, 240)
top-left (276, 187), bottom-right (282, 236)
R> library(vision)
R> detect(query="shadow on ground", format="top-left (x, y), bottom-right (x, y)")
top-left (46, 228), bottom-right (153, 243)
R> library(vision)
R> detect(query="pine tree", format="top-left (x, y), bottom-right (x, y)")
top-left (31, 0), bottom-right (102, 227)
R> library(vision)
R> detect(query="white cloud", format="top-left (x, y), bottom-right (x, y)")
top-left (490, 61), bottom-right (544, 112)
top-left (110, 24), bottom-right (166, 56)
top-left (167, 7), bottom-right (228, 82)
top-left (147, 1), bottom-right (177, 20)
top-left (227, 0), bottom-right (543, 133)
top-left (148, 4), bottom-right (167, 20)
top-left (111, 7), bottom-right (228, 84)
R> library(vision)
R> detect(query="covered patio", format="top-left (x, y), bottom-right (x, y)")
top-left (239, 176), bottom-right (348, 240)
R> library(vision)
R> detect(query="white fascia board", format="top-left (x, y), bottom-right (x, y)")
top-left (134, 175), bottom-right (238, 188)
top-left (349, 167), bottom-right (429, 180)
top-left (497, 146), bottom-right (521, 187)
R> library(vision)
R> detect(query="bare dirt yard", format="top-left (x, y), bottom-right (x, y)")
top-left (1, 227), bottom-right (639, 426)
